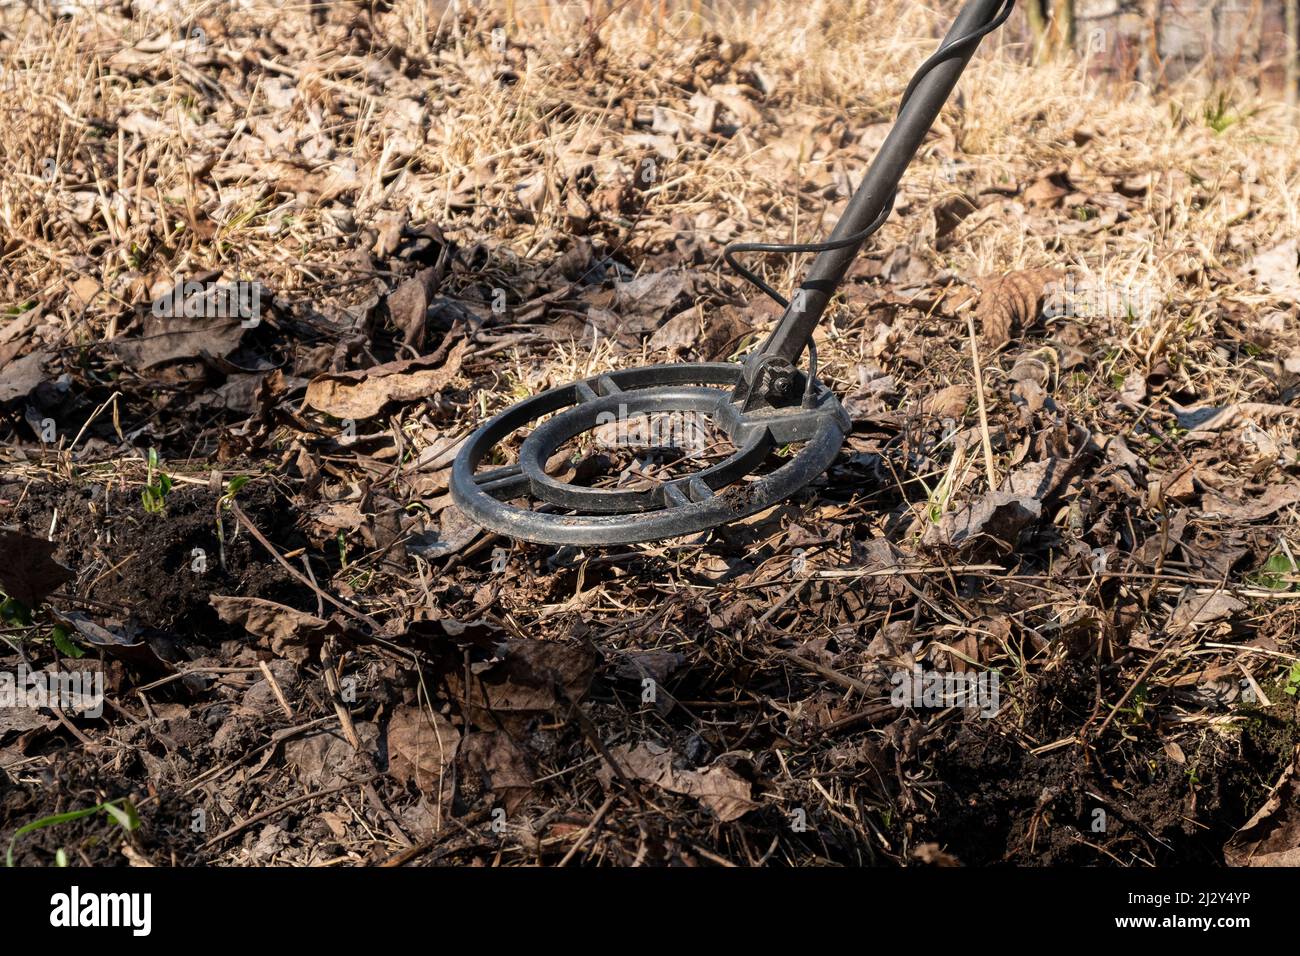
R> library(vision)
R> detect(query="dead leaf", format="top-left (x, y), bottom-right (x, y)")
top-left (112, 316), bottom-right (246, 369)
top-left (1003, 457), bottom-right (1074, 501)
top-left (708, 84), bottom-right (762, 127)
top-left (933, 194), bottom-right (977, 250)
top-left (649, 302), bottom-right (748, 358)
top-left (407, 504), bottom-right (482, 558)
top-left (49, 610), bottom-right (140, 648)
top-left (447, 639), bottom-right (596, 731)
top-left (285, 723), bottom-right (378, 789)
top-left (0, 308), bottom-right (38, 368)
top-left (1202, 483), bottom-right (1300, 522)
top-left (614, 650), bottom-right (685, 684)
top-left (371, 211), bottom-right (407, 258)
top-left (0, 351), bottom-right (51, 403)
top-left (1249, 240), bottom-right (1300, 298)
top-left (70, 276), bottom-right (101, 310)
top-left (1119, 370), bottom-right (1147, 404)
top-left (598, 741), bottom-right (758, 821)
top-left (304, 338), bottom-right (468, 419)
top-left (386, 267), bottom-right (439, 352)
top-left (974, 268), bottom-right (1061, 346)
top-left (460, 731), bottom-right (533, 815)
top-left (918, 384), bottom-right (970, 421)
top-left (1023, 167), bottom-right (1072, 206)
top-left (924, 491), bottom-right (1042, 551)
top-left (647, 308), bottom-right (701, 354)
top-left (612, 270), bottom-right (696, 325)
top-left (1169, 590), bottom-right (1244, 629)
top-left (1, 706), bottom-right (55, 737)
top-left (690, 92), bottom-right (718, 133)
top-left (0, 529), bottom-right (75, 608)
top-left (1160, 466), bottom-right (1197, 502)
top-left (1225, 745), bottom-right (1300, 866)
top-left (387, 704), bottom-right (459, 795)
top-left (309, 501), bottom-right (367, 534)
top-left (208, 596), bottom-right (335, 663)
top-left (1167, 400), bottom-right (1300, 439)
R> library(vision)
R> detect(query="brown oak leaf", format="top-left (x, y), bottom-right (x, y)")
top-left (0, 529), bottom-right (75, 608)
top-left (974, 268), bottom-right (1062, 347)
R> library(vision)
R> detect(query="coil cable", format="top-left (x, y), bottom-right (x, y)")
top-left (723, 0), bottom-right (1016, 317)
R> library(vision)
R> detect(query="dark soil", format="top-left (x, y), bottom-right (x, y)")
top-left (6, 480), bottom-right (315, 644)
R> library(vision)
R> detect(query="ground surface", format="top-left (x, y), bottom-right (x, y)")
top-left (1, 0), bottom-right (1299, 867)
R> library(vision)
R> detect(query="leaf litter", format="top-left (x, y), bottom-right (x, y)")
top-left (0, 0), bottom-right (1298, 867)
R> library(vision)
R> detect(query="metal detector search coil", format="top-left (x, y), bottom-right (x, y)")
top-left (452, 0), bottom-right (1016, 547)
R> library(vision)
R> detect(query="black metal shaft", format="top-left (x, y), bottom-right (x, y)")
top-left (759, 0), bottom-right (1008, 364)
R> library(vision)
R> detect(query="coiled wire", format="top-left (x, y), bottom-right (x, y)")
top-left (723, 0), bottom-right (1016, 312)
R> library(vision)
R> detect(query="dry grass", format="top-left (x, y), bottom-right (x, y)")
top-left (2, 0), bottom-right (1299, 867)
top-left (3, 2), bottom-right (1297, 390)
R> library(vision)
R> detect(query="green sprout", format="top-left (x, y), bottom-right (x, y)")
top-left (50, 624), bottom-right (83, 659)
top-left (6, 799), bottom-right (139, 867)
top-left (0, 595), bottom-right (33, 627)
top-left (1203, 91), bottom-right (1239, 134)
top-left (215, 475), bottom-right (250, 569)
top-left (1120, 683), bottom-right (1150, 726)
top-left (1252, 552), bottom-right (1297, 592)
top-left (1283, 662), bottom-right (1300, 698)
top-left (141, 447), bottom-right (173, 514)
